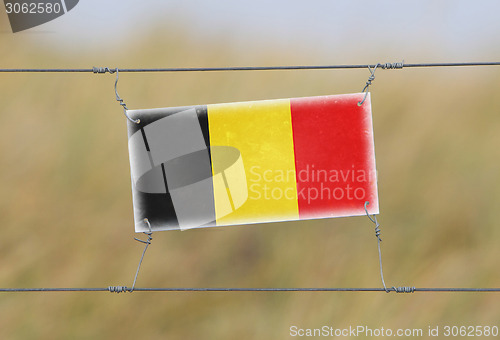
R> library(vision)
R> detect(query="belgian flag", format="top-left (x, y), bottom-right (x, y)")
top-left (127, 93), bottom-right (378, 232)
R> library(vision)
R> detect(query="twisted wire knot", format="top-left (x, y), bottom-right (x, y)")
top-left (380, 61), bottom-right (404, 69)
top-left (374, 222), bottom-right (382, 242)
top-left (391, 286), bottom-right (416, 293)
top-left (364, 201), bottom-right (382, 242)
top-left (363, 73), bottom-right (376, 91)
top-left (358, 64), bottom-right (378, 106)
top-left (108, 286), bottom-right (129, 293)
top-left (92, 67), bottom-right (116, 74)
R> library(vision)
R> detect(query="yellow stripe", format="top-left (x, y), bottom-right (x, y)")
top-left (208, 99), bottom-right (299, 226)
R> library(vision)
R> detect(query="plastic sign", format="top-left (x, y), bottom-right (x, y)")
top-left (126, 93), bottom-right (379, 232)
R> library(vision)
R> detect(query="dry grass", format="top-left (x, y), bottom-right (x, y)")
top-left (0, 17), bottom-right (499, 340)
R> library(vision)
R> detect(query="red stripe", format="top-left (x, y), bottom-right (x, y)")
top-left (290, 94), bottom-right (379, 219)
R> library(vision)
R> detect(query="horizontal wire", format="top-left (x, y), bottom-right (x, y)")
top-left (1, 287), bottom-right (500, 293)
top-left (0, 62), bottom-right (499, 73)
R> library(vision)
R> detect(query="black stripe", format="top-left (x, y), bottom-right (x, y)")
top-left (140, 128), bottom-right (150, 151)
top-left (195, 106), bottom-right (210, 148)
top-left (160, 163), bottom-right (169, 193)
top-left (128, 105), bottom-right (213, 230)
top-left (135, 127), bottom-right (179, 228)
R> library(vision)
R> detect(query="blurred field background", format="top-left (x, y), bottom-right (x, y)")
top-left (1, 1), bottom-right (500, 339)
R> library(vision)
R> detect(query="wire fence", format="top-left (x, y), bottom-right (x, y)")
top-left (1, 60), bottom-right (499, 294)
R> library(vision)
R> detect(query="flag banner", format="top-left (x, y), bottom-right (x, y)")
top-left (127, 93), bottom-right (378, 232)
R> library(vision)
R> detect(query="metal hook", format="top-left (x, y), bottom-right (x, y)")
top-left (108, 218), bottom-right (153, 294)
top-left (364, 201), bottom-right (389, 292)
top-left (134, 218), bottom-right (153, 244)
top-left (357, 60), bottom-right (403, 106)
top-left (92, 67), bottom-right (140, 124)
top-left (358, 64), bottom-right (379, 106)
top-left (114, 68), bottom-right (140, 124)
top-left (129, 218), bottom-right (154, 292)
top-left (364, 201), bottom-right (415, 294)
top-left (364, 201), bottom-right (380, 237)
